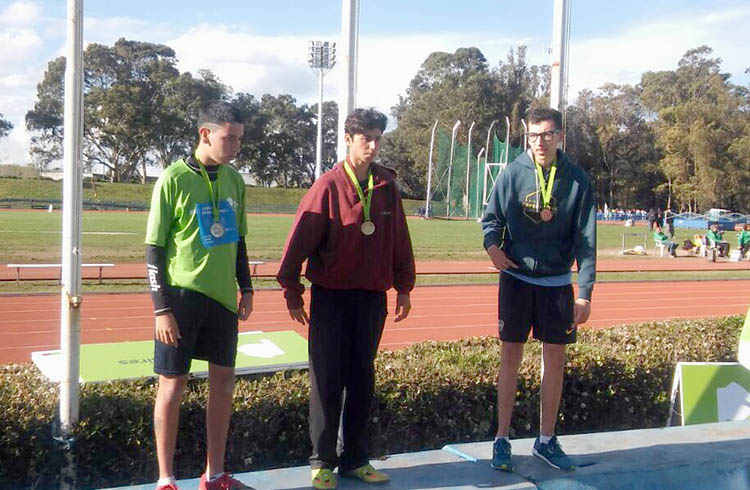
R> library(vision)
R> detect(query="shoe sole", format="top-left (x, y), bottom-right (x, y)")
top-left (532, 447), bottom-right (574, 470)
top-left (490, 462), bottom-right (513, 471)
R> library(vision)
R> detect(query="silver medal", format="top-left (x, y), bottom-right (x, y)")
top-left (210, 222), bottom-right (225, 238)
top-left (361, 221), bottom-right (375, 236)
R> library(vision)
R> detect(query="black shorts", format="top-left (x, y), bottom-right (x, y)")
top-left (498, 272), bottom-right (576, 344)
top-left (154, 287), bottom-right (238, 376)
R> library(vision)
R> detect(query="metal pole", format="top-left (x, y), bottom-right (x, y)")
top-left (481, 120), bottom-right (497, 210)
top-left (446, 120), bottom-right (461, 218)
top-left (550, 0), bottom-right (568, 112)
top-left (464, 121), bottom-right (475, 219)
top-left (475, 147), bottom-right (485, 219)
top-left (521, 119), bottom-right (528, 150)
top-left (424, 119), bottom-right (439, 219)
top-left (315, 70), bottom-right (324, 179)
top-left (505, 116), bottom-right (511, 164)
top-left (337, 0), bottom-right (359, 161)
top-left (60, 0), bottom-right (84, 436)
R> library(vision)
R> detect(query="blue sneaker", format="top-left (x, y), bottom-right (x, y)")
top-left (491, 438), bottom-right (513, 471)
top-left (532, 436), bottom-right (575, 470)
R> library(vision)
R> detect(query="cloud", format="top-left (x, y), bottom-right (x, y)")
top-left (168, 25), bottom-right (534, 116)
top-left (567, 5), bottom-right (750, 98)
top-left (0, 0), bottom-right (41, 26)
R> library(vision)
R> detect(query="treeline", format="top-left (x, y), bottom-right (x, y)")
top-left (24, 39), bottom-right (750, 212)
top-left (25, 39), bottom-right (338, 187)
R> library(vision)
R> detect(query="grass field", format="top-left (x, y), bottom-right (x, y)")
top-left (0, 208), bottom-right (728, 264)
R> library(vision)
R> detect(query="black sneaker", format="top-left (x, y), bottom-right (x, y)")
top-left (532, 436), bottom-right (574, 470)
top-left (491, 438), bottom-right (513, 471)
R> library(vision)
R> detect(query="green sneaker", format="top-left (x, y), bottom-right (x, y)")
top-left (491, 438), bottom-right (513, 471)
top-left (341, 464), bottom-right (389, 484)
top-left (532, 436), bottom-right (575, 470)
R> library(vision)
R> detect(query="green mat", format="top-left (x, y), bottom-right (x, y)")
top-left (32, 330), bottom-right (308, 383)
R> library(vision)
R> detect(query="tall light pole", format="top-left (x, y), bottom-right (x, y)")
top-left (309, 41), bottom-right (336, 180)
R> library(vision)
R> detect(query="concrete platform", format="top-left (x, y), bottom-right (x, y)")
top-left (104, 421), bottom-right (750, 490)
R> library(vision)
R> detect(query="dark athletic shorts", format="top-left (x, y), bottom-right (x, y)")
top-left (498, 272), bottom-right (576, 344)
top-left (154, 287), bottom-right (238, 376)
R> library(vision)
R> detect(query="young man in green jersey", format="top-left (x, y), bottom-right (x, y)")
top-left (145, 101), bottom-right (255, 490)
top-left (482, 107), bottom-right (596, 472)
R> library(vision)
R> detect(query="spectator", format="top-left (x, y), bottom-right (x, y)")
top-left (707, 222), bottom-right (730, 257)
top-left (738, 223), bottom-right (750, 259)
top-left (653, 225), bottom-right (678, 257)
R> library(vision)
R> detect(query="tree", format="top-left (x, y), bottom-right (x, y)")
top-left (387, 46), bottom-right (549, 197)
top-left (640, 46), bottom-right (750, 212)
top-left (566, 85), bottom-right (661, 210)
top-left (0, 113), bottom-right (12, 140)
top-left (254, 94), bottom-right (315, 187)
top-left (26, 38), bottom-right (231, 182)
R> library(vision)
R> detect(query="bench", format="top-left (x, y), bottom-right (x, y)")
top-left (7, 263), bottom-right (114, 284)
top-left (248, 260), bottom-right (265, 276)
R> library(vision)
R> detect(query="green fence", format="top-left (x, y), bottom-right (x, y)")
top-left (430, 131), bottom-right (523, 218)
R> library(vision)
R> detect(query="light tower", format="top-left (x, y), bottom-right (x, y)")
top-left (308, 41), bottom-right (336, 180)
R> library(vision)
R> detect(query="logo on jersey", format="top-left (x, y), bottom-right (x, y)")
top-left (521, 191), bottom-right (557, 224)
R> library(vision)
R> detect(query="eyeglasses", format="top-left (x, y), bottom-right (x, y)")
top-left (527, 130), bottom-right (560, 142)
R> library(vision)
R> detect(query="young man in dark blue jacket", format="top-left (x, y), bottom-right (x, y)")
top-left (481, 107), bottom-right (596, 472)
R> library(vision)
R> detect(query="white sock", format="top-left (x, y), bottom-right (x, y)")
top-left (494, 436), bottom-right (510, 443)
top-left (208, 473), bottom-right (225, 482)
top-left (157, 476), bottom-right (176, 487)
top-left (538, 434), bottom-right (553, 444)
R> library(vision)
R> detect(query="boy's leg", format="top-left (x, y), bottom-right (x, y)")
top-left (155, 374), bottom-right (189, 479)
top-left (496, 341), bottom-right (524, 436)
top-left (540, 343), bottom-right (566, 436)
top-left (308, 285), bottom-right (347, 470)
top-left (339, 290), bottom-right (387, 472)
top-left (205, 364), bottom-right (236, 478)
top-left (496, 272), bottom-right (534, 437)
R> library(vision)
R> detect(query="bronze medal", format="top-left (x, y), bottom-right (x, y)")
top-left (540, 208), bottom-right (554, 222)
top-left (361, 221), bottom-right (376, 236)
top-left (210, 222), bottom-right (226, 238)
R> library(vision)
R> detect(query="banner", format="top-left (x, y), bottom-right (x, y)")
top-left (32, 330), bottom-right (308, 383)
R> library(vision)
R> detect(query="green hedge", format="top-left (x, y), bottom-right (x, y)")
top-left (1, 316), bottom-right (741, 489)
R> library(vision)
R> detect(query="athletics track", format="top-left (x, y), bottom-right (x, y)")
top-left (1, 257), bottom-right (748, 365)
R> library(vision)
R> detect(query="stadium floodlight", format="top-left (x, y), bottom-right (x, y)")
top-left (308, 41), bottom-right (336, 180)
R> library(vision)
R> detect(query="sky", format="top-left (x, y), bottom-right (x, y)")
top-left (1, 0), bottom-right (749, 166)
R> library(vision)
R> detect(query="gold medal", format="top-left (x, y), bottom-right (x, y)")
top-left (361, 221), bottom-right (375, 235)
top-left (210, 222), bottom-right (225, 238)
top-left (540, 208), bottom-right (554, 222)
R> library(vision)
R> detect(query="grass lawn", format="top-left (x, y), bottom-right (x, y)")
top-left (0, 209), bottom-right (734, 264)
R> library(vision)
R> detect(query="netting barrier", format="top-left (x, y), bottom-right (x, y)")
top-left (429, 130), bottom-right (523, 219)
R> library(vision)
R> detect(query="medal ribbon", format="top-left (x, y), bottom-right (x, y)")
top-left (535, 162), bottom-right (557, 209)
top-left (195, 154), bottom-right (220, 222)
top-left (343, 159), bottom-right (374, 223)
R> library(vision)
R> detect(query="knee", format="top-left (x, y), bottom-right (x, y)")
top-left (501, 342), bottom-right (524, 367)
top-left (157, 375), bottom-right (188, 403)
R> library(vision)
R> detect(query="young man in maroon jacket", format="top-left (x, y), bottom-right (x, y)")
top-left (277, 108), bottom-right (416, 489)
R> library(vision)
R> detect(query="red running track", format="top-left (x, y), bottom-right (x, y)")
top-left (1, 280), bottom-right (749, 365)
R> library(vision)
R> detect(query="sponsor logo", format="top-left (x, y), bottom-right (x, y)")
top-left (566, 323), bottom-right (576, 335)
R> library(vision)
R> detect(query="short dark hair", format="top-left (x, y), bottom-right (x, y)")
top-left (527, 107), bottom-right (563, 131)
top-left (198, 100), bottom-right (244, 127)
top-left (344, 108), bottom-right (387, 136)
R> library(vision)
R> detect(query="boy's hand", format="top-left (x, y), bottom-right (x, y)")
top-left (394, 293), bottom-right (411, 322)
top-left (155, 313), bottom-right (181, 347)
top-left (573, 298), bottom-right (591, 325)
top-left (238, 292), bottom-right (253, 321)
top-left (487, 244), bottom-right (517, 271)
top-left (288, 307), bottom-right (309, 325)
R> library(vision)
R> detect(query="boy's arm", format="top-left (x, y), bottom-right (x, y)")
top-left (574, 177), bottom-right (597, 301)
top-left (146, 244), bottom-right (170, 315)
top-left (277, 186), bottom-right (329, 311)
top-left (236, 237), bottom-right (253, 295)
